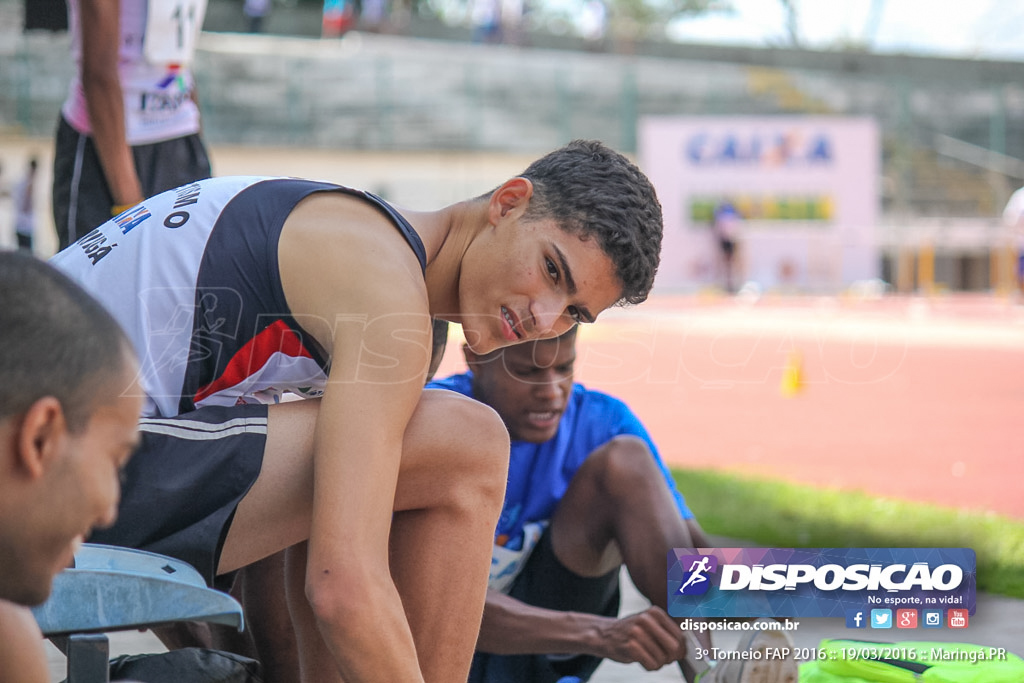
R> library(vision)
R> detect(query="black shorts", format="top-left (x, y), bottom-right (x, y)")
top-left (52, 115), bottom-right (212, 251)
top-left (468, 530), bottom-right (621, 683)
top-left (87, 404), bottom-right (267, 590)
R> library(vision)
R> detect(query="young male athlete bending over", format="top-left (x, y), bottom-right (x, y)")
top-left (51, 140), bottom-right (664, 683)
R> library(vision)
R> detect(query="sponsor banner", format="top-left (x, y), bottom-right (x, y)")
top-left (667, 548), bottom-right (975, 619)
top-left (639, 116), bottom-right (879, 291)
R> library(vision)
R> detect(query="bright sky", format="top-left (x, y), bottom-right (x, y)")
top-left (666, 0), bottom-right (1024, 61)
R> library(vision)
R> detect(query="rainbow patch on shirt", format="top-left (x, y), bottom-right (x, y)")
top-left (157, 65), bottom-right (187, 92)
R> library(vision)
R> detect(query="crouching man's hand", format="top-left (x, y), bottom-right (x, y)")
top-left (591, 606), bottom-right (686, 671)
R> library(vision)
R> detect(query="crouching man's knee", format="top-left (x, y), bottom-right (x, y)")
top-left (408, 390), bottom-right (510, 518)
top-left (581, 435), bottom-right (664, 500)
top-left (447, 394), bottom-right (510, 514)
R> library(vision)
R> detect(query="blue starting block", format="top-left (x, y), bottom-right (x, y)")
top-left (32, 544), bottom-right (244, 683)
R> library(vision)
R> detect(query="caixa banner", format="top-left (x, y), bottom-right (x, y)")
top-left (667, 548), bottom-right (975, 618)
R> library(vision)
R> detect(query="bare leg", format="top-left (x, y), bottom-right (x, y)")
top-left (388, 390), bottom-right (508, 680)
top-left (284, 542), bottom-right (339, 682)
top-left (217, 390), bottom-right (508, 682)
top-left (548, 435), bottom-right (709, 681)
top-left (233, 552), bottom-right (299, 679)
top-left (149, 622), bottom-right (216, 652)
top-left (724, 252), bottom-right (735, 294)
top-left (548, 435), bottom-right (706, 603)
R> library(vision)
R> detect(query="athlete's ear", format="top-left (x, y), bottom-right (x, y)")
top-left (16, 396), bottom-right (68, 480)
top-left (488, 177), bottom-right (533, 225)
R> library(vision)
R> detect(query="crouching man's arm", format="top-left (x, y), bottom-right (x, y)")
top-left (478, 588), bottom-right (686, 672)
top-left (0, 600), bottom-right (49, 683)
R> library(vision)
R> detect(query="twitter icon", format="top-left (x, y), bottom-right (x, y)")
top-left (871, 609), bottom-right (892, 629)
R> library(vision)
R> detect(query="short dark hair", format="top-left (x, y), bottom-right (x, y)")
top-left (518, 140), bottom-right (663, 306)
top-left (0, 253), bottom-right (131, 431)
top-left (467, 326), bottom-right (578, 403)
top-left (470, 323), bottom-right (578, 366)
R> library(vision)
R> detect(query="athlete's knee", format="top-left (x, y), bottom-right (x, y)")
top-left (452, 396), bottom-right (509, 509)
top-left (419, 390), bottom-right (510, 510)
top-left (583, 435), bottom-right (663, 499)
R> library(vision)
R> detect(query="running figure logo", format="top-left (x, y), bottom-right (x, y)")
top-left (677, 554), bottom-right (718, 595)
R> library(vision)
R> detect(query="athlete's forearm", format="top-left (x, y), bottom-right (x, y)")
top-left (309, 569), bottom-right (426, 682)
top-left (305, 467), bottom-right (427, 681)
top-left (480, 589), bottom-right (686, 669)
top-left (477, 589), bottom-right (607, 656)
top-left (305, 371), bottom-right (428, 680)
top-left (0, 601), bottom-right (50, 683)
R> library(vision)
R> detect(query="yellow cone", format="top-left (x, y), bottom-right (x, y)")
top-left (780, 351), bottom-right (804, 397)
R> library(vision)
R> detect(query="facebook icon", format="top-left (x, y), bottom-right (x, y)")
top-left (846, 609), bottom-right (867, 629)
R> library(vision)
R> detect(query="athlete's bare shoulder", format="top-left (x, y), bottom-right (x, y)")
top-left (277, 191), bottom-right (430, 353)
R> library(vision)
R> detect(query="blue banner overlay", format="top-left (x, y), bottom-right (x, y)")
top-left (667, 548), bottom-right (976, 618)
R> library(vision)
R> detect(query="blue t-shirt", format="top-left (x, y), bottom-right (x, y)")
top-left (428, 372), bottom-right (694, 590)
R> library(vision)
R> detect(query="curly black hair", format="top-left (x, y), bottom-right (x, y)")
top-left (518, 139), bottom-right (663, 306)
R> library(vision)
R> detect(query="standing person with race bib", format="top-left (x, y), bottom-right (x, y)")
top-left (52, 0), bottom-right (212, 251)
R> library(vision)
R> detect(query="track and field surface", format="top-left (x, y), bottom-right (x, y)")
top-left (45, 294), bottom-right (1021, 681)
top-left (438, 292), bottom-right (1024, 518)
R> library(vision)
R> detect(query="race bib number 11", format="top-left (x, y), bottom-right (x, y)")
top-left (144, 0), bottom-right (208, 65)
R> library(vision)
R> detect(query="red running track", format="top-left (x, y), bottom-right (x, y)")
top-left (437, 293), bottom-right (1024, 519)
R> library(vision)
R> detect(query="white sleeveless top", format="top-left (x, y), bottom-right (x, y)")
top-left (61, 0), bottom-right (206, 145)
top-left (51, 176), bottom-right (429, 419)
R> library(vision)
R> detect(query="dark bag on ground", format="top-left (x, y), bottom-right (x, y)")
top-left (107, 648), bottom-right (263, 683)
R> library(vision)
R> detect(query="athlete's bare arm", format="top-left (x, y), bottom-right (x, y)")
top-left (79, 0), bottom-right (144, 209)
top-left (0, 601), bottom-right (49, 683)
top-left (479, 589), bottom-right (684, 671)
top-left (275, 193), bottom-right (436, 681)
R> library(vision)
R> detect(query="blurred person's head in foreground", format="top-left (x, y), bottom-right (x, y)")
top-left (0, 252), bottom-right (142, 606)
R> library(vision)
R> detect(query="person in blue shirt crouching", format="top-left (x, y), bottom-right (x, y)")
top-left (430, 325), bottom-right (797, 683)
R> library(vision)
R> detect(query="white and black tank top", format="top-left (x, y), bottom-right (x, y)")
top-left (51, 177), bottom-right (428, 417)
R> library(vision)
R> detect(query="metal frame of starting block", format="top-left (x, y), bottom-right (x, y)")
top-left (31, 544), bottom-right (244, 683)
